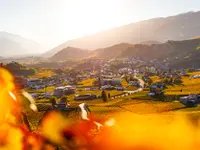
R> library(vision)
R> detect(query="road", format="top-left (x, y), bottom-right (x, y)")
top-left (124, 76), bottom-right (145, 94)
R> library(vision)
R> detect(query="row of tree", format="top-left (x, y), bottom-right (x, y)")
top-left (2, 62), bottom-right (36, 77)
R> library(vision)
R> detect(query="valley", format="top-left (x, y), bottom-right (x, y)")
top-left (1, 8), bottom-right (200, 150)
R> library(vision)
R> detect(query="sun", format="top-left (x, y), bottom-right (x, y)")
top-left (59, 0), bottom-right (124, 38)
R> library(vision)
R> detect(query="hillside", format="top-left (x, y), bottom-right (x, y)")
top-left (118, 39), bottom-right (200, 68)
top-left (51, 39), bottom-right (200, 68)
top-left (45, 11), bottom-right (200, 56)
top-left (119, 39), bottom-right (200, 59)
top-left (0, 31), bottom-right (44, 57)
top-left (89, 43), bottom-right (135, 59)
top-left (89, 41), bottom-right (161, 59)
top-left (50, 47), bottom-right (89, 61)
top-left (139, 40), bottom-right (161, 45)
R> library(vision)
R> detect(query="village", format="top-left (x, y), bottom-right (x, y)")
top-left (2, 57), bottom-right (199, 114)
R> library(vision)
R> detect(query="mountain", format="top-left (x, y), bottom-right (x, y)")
top-left (88, 38), bottom-right (200, 68)
top-left (118, 39), bottom-right (200, 59)
top-left (139, 40), bottom-right (161, 45)
top-left (45, 11), bottom-right (200, 56)
top-left (50, 38), bottom-right (200, 68)
top-left (118, 39), bottom-right (200, 68)
top-left (89, 43), bottom-right (135, 59)
top-left (50, 47), bottom-right (89, 61)
top-left (0, 56), bottom-right (3, 61)
top-left (0, 32), bottom-right (44, 57)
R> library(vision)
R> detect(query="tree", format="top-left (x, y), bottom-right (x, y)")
top-left (54, 69), bottom-right (64, 75)
top-left (93, 77), bottom-right (101, 88)
top-left (108, 93), bottom-right (111, 99)
top-left (5, 62), bottom-right (36, 77)
top-left (125, 75), bottom-right (130, 83)
top-left (101, 90), bottom-right (107, 102)
top-left (129, 75), bottom-right (134, 81)
top-left (50, 96), bottom-right (57, 108)
top-left (60, 96), bottom-right (68, 103)
top-left (169, 78), bottom-right (173, 84)
top-left (69, 69), bottom-right (78, 77)
top-left (174, 78), bottom-right (182, 84)
top-left (98, 77), bottom-right (101, 87)
top-left (148, 79), bottom-right (153, 86)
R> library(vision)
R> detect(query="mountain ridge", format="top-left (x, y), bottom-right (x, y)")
top-left (0, 31), bottom-right (45, 57)
top-left (50, 47), bottom-right (89, 61)
top-left (45, 11), bottom-right (200, 56)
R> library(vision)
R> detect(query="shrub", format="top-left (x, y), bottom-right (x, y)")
top-left (101, 90), bottom-right (107, 102)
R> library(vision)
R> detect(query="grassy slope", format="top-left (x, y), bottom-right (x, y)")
top-left (165, 72), bottom-right (200, 95)
top-left (121, 79), bottom-right (128, 87)
top-left (150, 76), bottom-right (161, 83)
top-left (27, 86), bottom-right (56, 93)
top-left (78, 78), bottom-right (96, 87)
top-left (30, 70), bottom-right (55, 78)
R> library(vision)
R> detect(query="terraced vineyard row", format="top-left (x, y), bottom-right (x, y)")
top-left (36, 104), bottom-right (51, 111)
top-left (28, 104), bottom-right (83, 130)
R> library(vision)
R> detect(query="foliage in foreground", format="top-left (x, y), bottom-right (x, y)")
top-left (2, 67), bottom-right (200, 150)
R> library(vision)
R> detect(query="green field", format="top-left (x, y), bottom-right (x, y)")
top-left (165, 72), bottom-right (200, 95)
top-left (27, 86), bottom-right (56, 93)
top-left (30, 69), bottom-right (55, 78)
top-left (150, 75), bottom-right (161, 83)
top-left (78, 78), bottom-right (96, 87)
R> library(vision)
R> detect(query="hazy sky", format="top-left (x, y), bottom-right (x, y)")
top-left (0, 0), bottom-right (200, 50)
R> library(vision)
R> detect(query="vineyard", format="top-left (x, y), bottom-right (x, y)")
top-left (26, 93), bottom-right (200, 131)
top-left (28, 103), bottom-right (82, 130)
top-left (25, 71), bottom-right (200, 132)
